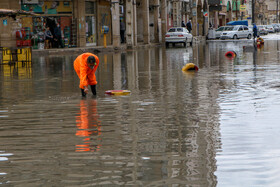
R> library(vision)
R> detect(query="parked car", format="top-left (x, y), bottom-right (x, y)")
top-left (272, 24), bottom-right (280, 32)
top-left (207, 26), bottom-right (233, 39)
top-left (165, 27), bottom-right (193, 47)
top-left (266, 25), bottom-right (275, 33)
top-left (220, 25), bottom-right (252, 40)
top-left (257, 25), bottom-right (268, 35)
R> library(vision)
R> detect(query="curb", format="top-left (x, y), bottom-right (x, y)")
top-left (32, 43), bottom-right (163, 56)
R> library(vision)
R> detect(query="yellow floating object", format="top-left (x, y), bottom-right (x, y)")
top-left (105, 90), bottom-right (131, 95)
top-left (182, 63), bottom-right (199, 71)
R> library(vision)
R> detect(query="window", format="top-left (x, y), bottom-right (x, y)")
top-left (85, 1), bottom-right (95, 14)
top-left (225, 26), bottom-right (233, 30)
top-left (177, 28), bottom-right (183, 32)
top-left (216, 27), bottom-right (225, 31)
top-left (168, 28), bottom-right (176, 32)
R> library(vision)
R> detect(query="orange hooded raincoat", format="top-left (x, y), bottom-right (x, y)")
top-left (74, 53), bottom-right (100, 89)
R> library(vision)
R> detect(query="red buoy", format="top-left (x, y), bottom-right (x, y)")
top-left (225, 51), bottom-right (236, 57)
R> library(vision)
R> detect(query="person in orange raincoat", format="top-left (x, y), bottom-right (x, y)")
top-left (74, 53), bottom-right (100, 97)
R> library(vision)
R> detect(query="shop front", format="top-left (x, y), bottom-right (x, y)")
top-left (20, 0), bottom-right (73, 49)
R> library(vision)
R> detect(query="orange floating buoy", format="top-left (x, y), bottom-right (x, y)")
top-left (225, 51), bottom-right (237, 60)
top-left (182, 63), bottom-right (199, 71)
top-left (256, 37), bottom-right (264, 44)
top-left (105, 90), bottom-right (131, 95)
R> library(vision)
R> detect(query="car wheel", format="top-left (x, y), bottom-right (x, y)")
top-left (233, 35), bottom-right (238, 39)
top-left (165, 42), bottom-right (169, 47)
top-left (247, 34), bottom-right (252, 39)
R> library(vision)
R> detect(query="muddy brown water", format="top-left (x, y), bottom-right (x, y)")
top-left (1, 40), bottom-right (280, 186)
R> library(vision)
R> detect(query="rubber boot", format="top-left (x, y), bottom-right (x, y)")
top-left (91, 85), bottom-right (96, 95)
top-left (81, 89), bottom-right (87, 97)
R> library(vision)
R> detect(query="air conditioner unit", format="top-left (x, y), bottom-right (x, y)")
top-left (23, 0), bottom-right (39, 4)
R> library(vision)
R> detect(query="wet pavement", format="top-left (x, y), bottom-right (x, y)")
top-left (1, 34), bottom-right (280, 186)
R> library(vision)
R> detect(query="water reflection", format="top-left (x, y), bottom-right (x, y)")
top-left (75, 99), bottom-right (101, 152)
top-left (1, 40), bottom-right (280, 185)
top-left (0, 62), bottom-right (32, 79)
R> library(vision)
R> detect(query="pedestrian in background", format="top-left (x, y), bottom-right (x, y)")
top-left (181, 21), bottom-right (186, 27)
top-left (54, 23), bottom-right (64, 48)
top-left (44, 26), bottom-right (53, 49)
top-left (186, 20), bottom-right (192, 33)
top-left (120, 20), bottom-right (125, 43)
top-left (74, 53), bottom-right (100, 97)
top-left (253, 23), bottom-right (258, 40)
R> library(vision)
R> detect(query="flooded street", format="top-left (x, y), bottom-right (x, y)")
top-left (1, 37), bottom-right (280, 186)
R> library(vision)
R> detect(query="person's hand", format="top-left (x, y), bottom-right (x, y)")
top-left (84, 86), bottom-right (89, 94)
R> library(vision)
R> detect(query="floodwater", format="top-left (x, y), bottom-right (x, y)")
top-left (1, 36), bottom-right (280, 186)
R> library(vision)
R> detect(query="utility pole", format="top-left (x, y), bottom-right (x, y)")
top-left (236, 0), bottom-right (238, 20)
top-left (277, 0), bottom-right (279, 23)
top-left (241, 0), bottom-right (244, 20)
top-left (252, 0), bottom-right (255, 24)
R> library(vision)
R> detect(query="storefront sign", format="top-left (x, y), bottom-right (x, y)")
top-left (3, 19), bottom-right (7, 26)
top-left (203, 11), bottom-right (208, 17)
top-left (23, 0), bottom-right (39, 4)
top-left (240, 5), bottom-right (246, 12)
top-left (192, 10), bottom-right (196, 16)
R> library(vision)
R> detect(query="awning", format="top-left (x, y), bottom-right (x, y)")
top-left (0, 9), bottom-right (38, 19)
top-left (227, 1), bottom-right (231, 11)
top-left (232, 0), bottom-right (240, 11)
top-left (219, 13), bottom-right (227, 16)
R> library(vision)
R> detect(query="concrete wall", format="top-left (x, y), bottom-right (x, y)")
top-left (0, 0), bottom-right (20, 48)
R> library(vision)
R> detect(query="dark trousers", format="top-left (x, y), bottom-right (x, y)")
top-left (120, 30), bottom-right (125, 43)
top-left (253, 33), bottom-right (258, 39)
top-left (81, 85), bottom-right (96, 97)
top-left (54, 37), bottom-right (64, 48)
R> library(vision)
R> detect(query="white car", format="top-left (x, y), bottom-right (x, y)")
top-left (220, 25), bottom-right (252, 39)
top-left (257, 25), bottom-right (268, 35)
top-left (207, 26), bottom-right (233, 39)
top-left (266, 25), bottom-right (275, 33)
top-left (165, 27), bottom-right (193, 47)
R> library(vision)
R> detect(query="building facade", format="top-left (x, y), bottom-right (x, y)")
top-left (0, 0), bottom-right (279, 50)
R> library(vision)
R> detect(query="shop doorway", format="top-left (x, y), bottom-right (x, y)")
top-left (45, 17), bottom-right (56, 36)
top-left (86, 16), bottom-right (96, 46)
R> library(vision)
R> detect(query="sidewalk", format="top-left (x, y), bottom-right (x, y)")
top-left (32, 36), bottom-right (205, 56)
top-left (32, 42), bottom-right (163, 56)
